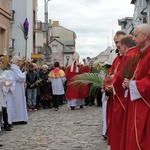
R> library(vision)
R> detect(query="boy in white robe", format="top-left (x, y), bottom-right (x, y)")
top-left (3, 70), bottom-right (16, 126)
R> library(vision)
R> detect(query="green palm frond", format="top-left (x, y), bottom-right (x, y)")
top-left (18, 24), bottom-right (26, 38)
top-left (69, 73), bottom-right (104, 96)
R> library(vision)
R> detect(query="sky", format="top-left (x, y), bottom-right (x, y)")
top-left (37, 0), bottom-right (134, 60)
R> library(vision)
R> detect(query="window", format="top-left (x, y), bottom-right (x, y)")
top-left (53, 58), bottom-right (57, 63)
top-left (52, 45), bottom-right (58, 52)
top-left (138, 0), bottom-right (146, 6)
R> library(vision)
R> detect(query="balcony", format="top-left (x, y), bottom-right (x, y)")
top-left (10, 10), bottom-right (15, 23)
top-left (36, 46), bottom-right (43, 54)
top-left (42, 23), bottom-right (48, 32)
top-left (34, 21), bottom-right (42, 31)
top-left (9, 38), bottom-right (15, 52)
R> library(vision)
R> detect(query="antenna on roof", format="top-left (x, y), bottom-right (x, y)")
top-left (112, 30), bottom-right (115, 49)
top-left (107, 36), bottom-right (109, 47)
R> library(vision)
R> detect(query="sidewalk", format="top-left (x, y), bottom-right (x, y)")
top-left (0, 105), bottom-right (107, 150)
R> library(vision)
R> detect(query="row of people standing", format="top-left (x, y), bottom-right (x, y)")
top-left (102, 24), bottom-right (150, 150)
top-left (26, 62), bottom-right (66, 111)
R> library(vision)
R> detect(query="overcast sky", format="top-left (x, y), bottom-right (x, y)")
top-left (37, 0), bottom-right (134, 60)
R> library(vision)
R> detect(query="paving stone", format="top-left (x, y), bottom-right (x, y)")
top-left (0, 105), bottom-right (107, 150)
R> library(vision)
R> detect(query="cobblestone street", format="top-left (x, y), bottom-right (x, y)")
top-left (0, 105), bottom-right (107, 150)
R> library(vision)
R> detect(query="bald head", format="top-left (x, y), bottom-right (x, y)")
top-left (137, 24), bottom-right (150, 37)
top-left (133, 24), bottom-right (150, 49)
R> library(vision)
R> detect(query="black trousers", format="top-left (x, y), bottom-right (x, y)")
top-left (53, 95), bottom-right (62, 109)
top-left (96, 89), bottom-right (102, 106)
top-left (2, 107), bottom-right (8, 127)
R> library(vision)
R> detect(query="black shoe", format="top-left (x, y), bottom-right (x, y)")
top-left (0, 144), bottom-right (3, 147)
top-left (80, 105), bottom-right (83, 109)
top-left (89, 103), bottom-right (94, 106)
top-left (4, 127), bottom-right (12, 131)
top-left (84, 103), bottom-right (88, 106)
top-left (102, 135), bottom-right (107, 140)
top-left (71, 106), bottom-right (74, 110)
top-left (8, 124), bottom-right (13, 128)
top-left (43, 106), bottom-right (48, 109)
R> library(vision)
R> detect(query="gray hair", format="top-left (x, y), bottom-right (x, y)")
top-left (137, 24), bottom-right (150, 37)
top-left (42, 65), bottom-right (48, 69)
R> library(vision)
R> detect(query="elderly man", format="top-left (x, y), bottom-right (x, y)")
top-left (123, 24), bottom-right (150, 150)
top-left (11, 56), bottom-right (28, 124)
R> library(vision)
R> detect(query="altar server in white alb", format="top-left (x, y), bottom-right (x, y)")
top-left (3, 70), bottom-right (16, 126)
top-left (11, 56), bottom-right (28, 124)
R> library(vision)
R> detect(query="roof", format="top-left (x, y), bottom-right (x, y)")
top-left (49, 38), bottom-right (75, 54)
top-left (63, 46), bottom-right (74, 53)
top-left (58, 39), bottom-right (75, 46)
top-left (49, 38), bottom-right (75, 46)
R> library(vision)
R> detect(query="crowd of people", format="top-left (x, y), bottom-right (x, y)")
top-left (0, 49), bottom-right (103, 147)
top-left (0, 22), bottom-right (149, 149)
top-left (102, 23), bottom-right (150, 150)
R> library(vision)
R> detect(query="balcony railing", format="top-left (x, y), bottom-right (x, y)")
top-left (10, 10), bottom-right (15, 22)
top-left (42, 23), bottom-right (48, 32)
top-left (36, 46), bottom-right (43, 54)
top-left (9, 38), bottom-right (15, 51)
top-left (34, 21), bottom-right (42, 31)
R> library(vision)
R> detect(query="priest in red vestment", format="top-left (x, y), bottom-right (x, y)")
top-left (123, 24), bottom-right (150, 150)
top-left (104, 31), bottom-right (126, 148)
top-left (112, 35), bottom-right (140, 150)
top-left (65, 52), bottom-right (85, 110)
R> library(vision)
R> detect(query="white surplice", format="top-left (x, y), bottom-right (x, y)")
top-left (3, 70), bottom-right (16, 124)
top-left (101, 92), bottom-right (107, 136)
top-left (11, 64), bottom-right (28, 123)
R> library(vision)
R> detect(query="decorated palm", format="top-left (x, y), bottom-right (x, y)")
top-left (19, 18), bottom-right (29, 71)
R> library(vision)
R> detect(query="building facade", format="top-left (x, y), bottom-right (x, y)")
top-left (9, 0), bottom-right (37, 60)
top-left (131, 0), bottom-right (147, 27)
top-left (35, 20), bottom-right (76, 67)
top-left (0, 0), bottom-right (10, 54)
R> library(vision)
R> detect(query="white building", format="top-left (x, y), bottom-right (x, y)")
top-left (9, 0), bottom-right (37, 60)
top-left (131, 0), bottom-right (147, 27)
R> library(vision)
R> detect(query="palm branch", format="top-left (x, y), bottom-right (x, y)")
top-left (18, 24), bottom-right (25, 36)
top-left (69, 73), bottom-right (104, 96)
top-left (122, 53), bottom-right (140, 79)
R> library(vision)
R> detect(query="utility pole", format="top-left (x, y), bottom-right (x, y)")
top-left (44, 0), bottom-right (51, 63)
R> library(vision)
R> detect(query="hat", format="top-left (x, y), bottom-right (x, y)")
top-left (72, 52), bottom-right (79, 61)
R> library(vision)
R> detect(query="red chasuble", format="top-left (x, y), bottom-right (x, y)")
top-left (105, 54), bottom-right (122, 146)
top-left (65, 62), bottom-right (81, 100)
top-left (124, 45), bottom-right (150, 150)
top-left (65, 63), bottom-right (91, 100)
top-left (112, 47), bottom-right (140, 150)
